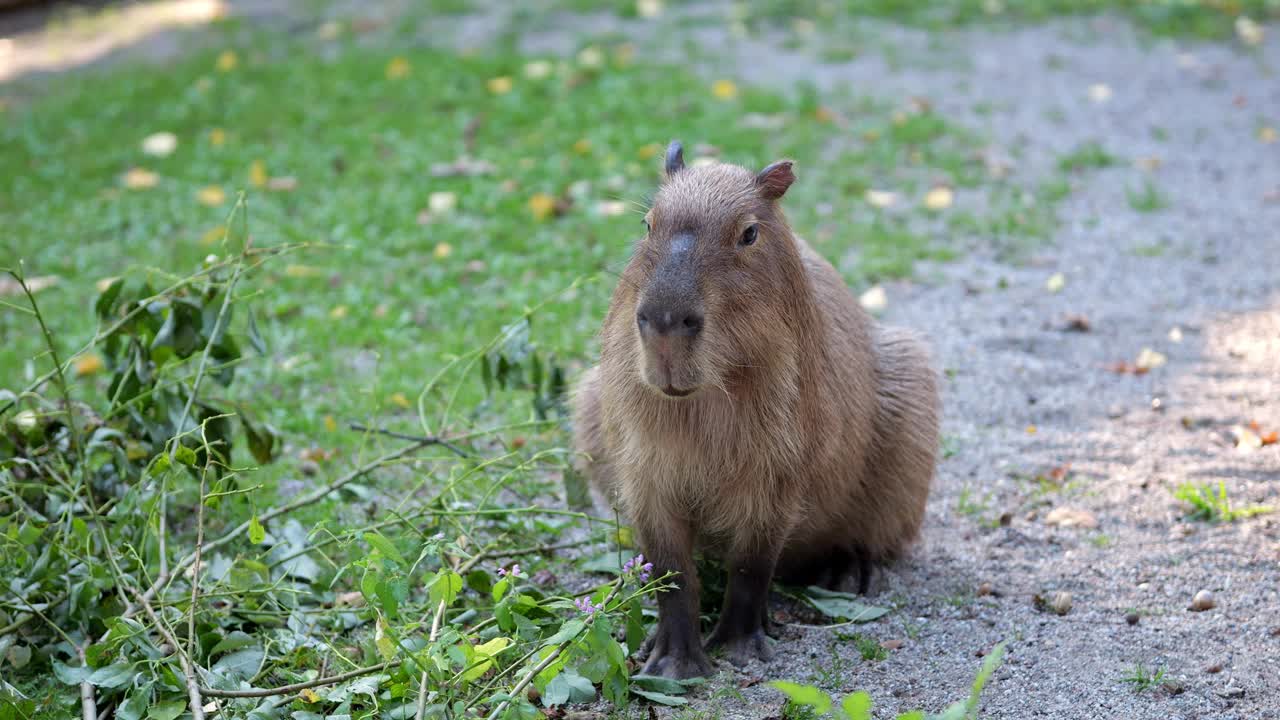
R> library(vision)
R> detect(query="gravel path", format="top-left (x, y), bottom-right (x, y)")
top-left (6, 3), bottom-right (1277, 717)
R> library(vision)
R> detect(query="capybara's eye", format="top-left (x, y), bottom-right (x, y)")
top-left (643, 219), bottom-right (651, 233)
top-left (740, 224), bottom-right (758, 246)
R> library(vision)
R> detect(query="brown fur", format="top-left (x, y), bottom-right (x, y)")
top-left (571, 147), bottom-right (939, 677)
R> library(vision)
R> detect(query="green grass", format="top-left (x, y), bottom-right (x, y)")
top-left (737, 0), bottom-right (1279, 38)
top-left (1057, 141), bottom-right (1117, 172)
top-left (1126, 180), bottom-right (1167, 212)
top-left (1120, 663), bottom-right (1167, 693)
top-left (1174, 481), bottom-right (1272, 522)
top-left (835, 632), bottom-right (889, 662)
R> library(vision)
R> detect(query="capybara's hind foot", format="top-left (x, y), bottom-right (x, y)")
top-left (705, 625), bottom-right (773, 667)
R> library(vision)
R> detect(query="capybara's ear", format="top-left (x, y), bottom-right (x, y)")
top-left (755, 160), bottom-right (795, 200)
top-left (665, 140), bottom-right (685, 178)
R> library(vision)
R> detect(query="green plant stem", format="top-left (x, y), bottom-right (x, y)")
top-left (133, 589), bottom-right (206, 720)
top-left (200, 661), bottom-right (398, 698)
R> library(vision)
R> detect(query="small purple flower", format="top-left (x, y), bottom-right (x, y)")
top-left (497, 563), bottom-right (521, 578)
top-left (623, 554), bottom-right (654, 583)
top-left (574, 596), bottom-right (598, 615)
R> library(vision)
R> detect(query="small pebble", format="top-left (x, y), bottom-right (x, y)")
top-left (1125, 611), bottom-right (1140, 626)
top-left (299, 460), bottom-right (319, 477)
top-left (1204, 662), bottom-right (1223, 674)
top-left (1050, 591), bottom-right (1073, 616)
top-left (1217, 684), bottom-right (1245, 699)
top-left (977, 582), bottom-right (994, 597)
top-left (1190, 590), bottom-right (1216, 611)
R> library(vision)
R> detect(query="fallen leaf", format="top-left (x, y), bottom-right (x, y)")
top-left (323, 415), bottom-right (337, 432)
top-left (122, 168), bottom-right (159, 189)
top-left (329, 305), bottom-right (348, 320)
top-left (141, 132), bottom-right (178, 157)
top-left (523, 60), bottom-right (553, 79)
top-left (430, 157), bottom-right (496, 177)
top-left (1235, 16), bottom-right (1265, 46)
top-left (1134, 347), bottom-right (1166, 370)
top-left (1134, 156), bottom-right (1162, 172)
top-left (1045, 272), bottom-right (1066, 293)
top-left (864, 189), bottom-right (897, 208)
top-left (636, 0), bottom-right (663, 18)
top-left (880, 639), bottom-right (904, 650)
top-left (429, 191), bottom-right (457, 215)
top-left (301, 688), bottom-right (321, 703)
top-left (0, 275), bottom-right (59, 296)
top-left (197, 186), bottom-right (226, 206)
top-left (576, 46), bottom-right (604, 68)
top-left (433, 242), bottom-right (453, 260)
top-left (596, 200), bottom-right (627, 217)
top-left (209, 128), bottom-right (226, 146)
top-left (1063, 314), bottom-right (1091, 332)
top-left (1231, 425), bottom-right (1262, 452)
top-left (528, 192), bottom-right (557, 221)
top-left (572, 138), bottom-right (592, 155)
top-left (1045, 506), bottom-right (1097, 529)
top-left (316, 20), bottom-right (341, 40)
top-left (637, 142), bottom-right (662, 160)
top-left (216, 50), bottom-right (238, 72)
top-left (814, 106), bottom-right (835, 123)
top-left (1261, 431), bottom-right (1278, 446)
top-left (858, 285), bottom-right (887, 312)
top-left (923, 186), bottom-right (953, 211)
top-left (249, 160), bottom-right (267, 188)
top-left (389, 392), bottom-right (411, 409)
top-left (711, 79), bottom-right (739, 100)
top-left (1259, 126), bottom-right (1277, 144)
top-left (386, 57), bottom-right (410, 80)
top-left (267, 176), bottom-right (298, 192)
top-left (1087, 83), bottom-right (1112, 103)
top-left (1026, 425), bottom-right (1037, 435)
top-left (487, 76), bottom-right (513, 94)
top-left (74, 354), bottom-right (105, 376)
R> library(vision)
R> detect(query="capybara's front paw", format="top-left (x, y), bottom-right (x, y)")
top-left (705, 624), bottom-right (773, 667)
top-left (640, 626), bottom-right (713, 679)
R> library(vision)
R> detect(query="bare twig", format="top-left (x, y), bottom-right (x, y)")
top-left (199, 661), bottom-right (397, 698)
top-left (79, 646), bottom-right (98, 720)
top-left (125, 437), bottom-right (436, 618)
top-left (134, 591), bottom-right (206, 720)
top-left (415, 549), bottom-right (490, 720)
top-left (348, 422), bottom-right (470, 458)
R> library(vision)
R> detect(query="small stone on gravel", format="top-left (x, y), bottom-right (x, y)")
top-left (1125, 611), bottom-right (1140, 625)
top-left (1190, 590), bottom-right (1216, 611)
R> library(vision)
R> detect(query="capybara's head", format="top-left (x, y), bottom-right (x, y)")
top-left (607, 141), bottom-right (805, 399)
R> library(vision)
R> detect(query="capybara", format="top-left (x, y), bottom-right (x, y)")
top-left (572, 141), bottom-right (939, 678)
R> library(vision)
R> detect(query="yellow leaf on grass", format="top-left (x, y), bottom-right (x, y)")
top-left (249, 160), bottom-right (267, 188)
top-left (200, 226), bottom-right (225, 245)
top-left (577, 46), bottom-right (604, 68)
top-left (386, 57), bottom-right (411, 80)
top-left (300, 688), bottom-right (320, 703)
top-left (711, 79), bottom-right (738, 100)
top-left (434, 242), bottom-right (453, 260)
top-left (197, 186), bottom-right (226, 206)
top-left (923, 186), bottom-right (953, 211)
top-left (528, 192), bottom-right (557, 221)
top-left (487, 76), bottom-right (513, 94)
top-left (389, 392), bottom-right (411, 409)
top-left (216, 50), bottom-right (238, 72)
top-left (75, 354), bottom-right (104, 376)
top-left (572, 138), bottom-right (592, 155)
top-left (284, 264), bottom-right (323, 278)
top-left (323, 415), bottom-right (338, 432)
top-left (122, 168), bottom-right (159, 189)
top-left (329, 305), bottom-right (348, 320)
top-left (208, 127), bottom-right (226, 147)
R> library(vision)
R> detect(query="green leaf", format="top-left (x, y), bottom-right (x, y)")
top-left (428, 570), bottom-right (463, 607)
top-left (770, 681), bottom-right (832, 715)
top-left (94, 278), bottom-right (125, 320)
top-left (364, 532), bottom-right (406, 567)
top-left (241, 416), bottom-right (279, 464)
top-left (631, 688), bottom-right (689, 706)
top-left (541, 618), bottom-right (585, 647)
top-left (894, 712), bottom-right (925, 720)
top-left (248, 515), bottom-right (265, 544)
top-left (148, 700), bottom-right (185, 720)
top-left (247, 307), bottom-right (267, 354)
top-left (578, 551), bottom-right (625, 575)
top-left (630, 675), bottom-right (692, 695)
top-left (211, 647), bottom-right (264, 680)
top-left (492, 578), bottom-right (511, 602)
top-left (173, 444), bottom-right (197, 467)
top-left (841, 690), bottom-right (872, 720)
top-left (803, 586), bottom-right (890, 623)
top-left (87, 663), bottom-right (135, 688)
top-left (965, 642), bottom-right (1006, 717)
top-left (543, 668), bottom-right (596, 706)
top-left (51, 660), bottom-right (91, 685)
top-left (562, 465), bottom-right (591, 511)
top-left (116, 686), bottom-right (151, 720)
top-left (209, 630), bottom-right (258, 657)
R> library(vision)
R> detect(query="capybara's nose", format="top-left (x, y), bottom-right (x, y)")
top-left (637, 304), bottom-right (703, 338)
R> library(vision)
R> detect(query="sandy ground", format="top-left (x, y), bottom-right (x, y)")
top-left (4, 2), bottom-right (1278, 718)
